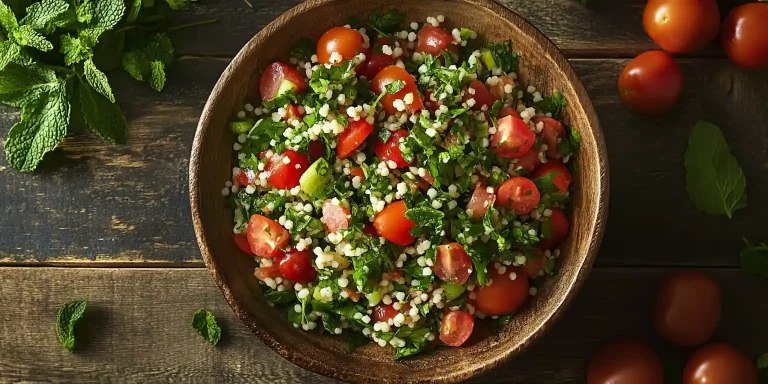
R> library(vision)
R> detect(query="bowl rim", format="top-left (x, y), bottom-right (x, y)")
top-left (189, 0), bottom-right (609, 382)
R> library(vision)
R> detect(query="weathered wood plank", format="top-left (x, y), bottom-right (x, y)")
top-left (0, 267), bottom-right (764, 383)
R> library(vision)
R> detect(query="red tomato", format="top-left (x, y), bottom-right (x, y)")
top-left (373, 200), bottom-right (416, 246)
top-left (463, 80), bottom-right (495, 111)
top-left (440, 310), bottom-right (474, 347)
top-left (587, 339), bottom-right (665, 384)
top-left (359, 39), bottom-right (399, 79)
top-left (267, 150), bottom-right (310, 189)
top-left (643, 0), bottom-right (720, 54)
top-left (321, 200), bottom-right (350, 233)
top-left (653, 271), bottom-right (721, 347)
top-left (490, 75), bottom-right (515, 99)
top-left (259, 62), bottom-right (307, 101)
top-left (417, 26), bottom-right (454, 56)
top-left (234, 234), bottom-right (255, 255)
top-left (684, 343), bottom-right (757, 384)
top-left (336, 119), bottom-right (373, 160)
top-left (618, 50), bottom-right (683, 115)
top-left (514, 149), bottom-right (542, 174)
top-left (496, 177), bottom-right (540, 215)
top-left (254, 265), bottom-right (281, 280)
top-left (317, 26), bottom-right (364, 65)
top-left (246, 214), bottom-right (290, 258)
top-left (475, 267), bottom-right (529, 316)
top-left (308, 141), bottom-right (325, 161)
top-left (434, 243), bottom-right (473, 284)
top-left (532, 116), bottom-right (565, 159)
top-left (371, 65), bottom-right (424, 115)
top-left (490, 115), bottom-right (535, 159)
top-left (531, 160), bottom-right (572, 193)
top-left (467, 183), bottom-right (496, 220)
top-left (284, 104), bottom-right (304, 121)
top-left (373, 304), bottom-right (401, 322)
top-left (499, 107), bottom-right (521, 119)
top-left (721, 3), bottom-right (768, 70)
top-left (363, 224), bottom-right (378, 236)
top-left (523, 250), bottom-right (548, 278)
top-left (375, 129), bottom-right (412, 168)
top-left (349, 167), bottom-right (365, 181)
top-left (538, 208), bottom-right (570, 250)
top-left (235, 168), bottom-right (257, 187)
top-left (344, 287), bottom-right (361, 302)
top-left (278, 249), bottom-right (317, 283)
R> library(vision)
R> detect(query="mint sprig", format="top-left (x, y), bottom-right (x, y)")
top-left (56, 300), bottom-right (88, 351)
top-left (192, 309), bottom-right (222, 346)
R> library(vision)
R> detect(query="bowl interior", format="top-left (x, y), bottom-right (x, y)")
top-left (190, 0), bottom-right (607, 382)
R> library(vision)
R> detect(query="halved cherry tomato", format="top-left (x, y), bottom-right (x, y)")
top-left (267, 150), bottom-right (310, 189)
top-left (467, 183), bottom-right (496, 220)
top-left (344, 287), bottom-right (361, 302)
top-left (532, 116), bottom-right (566, 159)
top-left (284, 104), bottom-right (304, 121)
top-left (434, 243), bottom-right (473, 284)
top-left (317, 26), bottom-right (364, 65)
top-left (538, 207), bottom-right (570, 250)
top-left (440, 310), bottom-right (474, 347)
top-left (496, 177), bottom-right (540, 215)
top-left (322, 200), bottom-right (350, 233)
top-left (236, 168), bottom-right (257, 187)
top-left (373, 303), bottom-right (401, 322)
top-left (259, 62), bottom-right (307, 101)
top-left (308, 141), bottom-right (326, 161)
top-left (514, 149), bottom-right (541, 174)
top-left (721, 4), bottom-right (768, 70)
top-left (278, 249), bottom-right (317, 283)
top-left (475, 267), bottom-right (529, 316)
top-left (337, 119), bottom-right (373, 159)
top-left (373, 200), bottom-right (416, 246)
top-left (359, 38), bottom-right (399, 79)
top-left (417, 26), bottom-right (454, 56)
top-left (618, 50), bottom-right (683, 115)
top-left (490, 75), bottom-right (516, 99)
top-left (349, 167), bottom-right (365, 181)
top-left (371, 65), bottom-right (423, 115)
top-left (523, 250), bottom-right (548, 278)
top-left (531, 160), bottom-right (572, 193)
top-left (246, 214), bottom-right (290, 258)
top-left (254, 265), bottom-right (281, 280)
top-left (234, 234), bottom-right (255, 255)
top-left (490, 115), bottom-right (535, 159)
top-left (463, 80), bottom-right (495, 111)
top-left (375, 129), bottom-right (412, 168)
top-left (499, 107), bottom-right (521, 119)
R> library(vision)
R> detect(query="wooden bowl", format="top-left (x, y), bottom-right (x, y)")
top-left (190, 0), bottom-right (608, 382)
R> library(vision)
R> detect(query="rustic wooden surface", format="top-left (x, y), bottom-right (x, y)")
top-left (0, 0), bottom-right (766, 382)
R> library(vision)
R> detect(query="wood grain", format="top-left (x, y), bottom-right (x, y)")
top-left (0, 267), bottom-right (764, 383)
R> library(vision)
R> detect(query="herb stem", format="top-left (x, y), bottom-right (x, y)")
top-left (40, 64), bottom-right (76, 74)
top-left (168, 18), bottom-right (219, 32)
top-left (116, 24), bottom-right (139, 33)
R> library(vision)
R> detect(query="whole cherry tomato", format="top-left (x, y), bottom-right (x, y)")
top-left (587, 339), bottom-right (664, 384)
top-left (618, 50), bottom-right (683, 115)
top-left (653, 270), bottom-right (721, 346)
top-left (721, 3), bottom-right (768, 70)
top-left (683, 343), bottom-right (757, 384)
top-left (643, 0), bottom-right (720, 54)
top-left (316, 26), bottom-right (364, 65)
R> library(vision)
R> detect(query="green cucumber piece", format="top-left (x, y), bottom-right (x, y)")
top-left (366, 290), bottom-right (381, 306)
top-left (299, 158), bottom-right (332, 197)
top-left (480, 49), bottom-right (497, 70)
top-left (230, 119), bottom-right (255, 135)
top-left (276, 79), bottom-right (297, 96)
top-left (442, 283), bottom-right (466, 301)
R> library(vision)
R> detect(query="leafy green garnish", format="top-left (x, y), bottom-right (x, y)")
top-left (741, 239), bottom-right (768, 280)
top-left (367, 9), bottom-right (405, 36)
top-left (483, 40), bottom-right (520, 73)
top-left (192, 309), bottom-right (222, 346)
top-left (56, 299), bottom-right (88, 351)
top-left (384, 79), bottom-right (405, 95)
top-left (535, 91), bottom-right (566, 119)
top-left (290, 37), bottom-right (315, 63)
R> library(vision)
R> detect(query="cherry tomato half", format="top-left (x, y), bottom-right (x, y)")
top-left (279, 249), bottom-right (317, 284)
top-left (373, 200), bottom-right (416, 246)
top-left (490, 75), bottom-right (516, 99)
top-left (618, 50), bottom-right (683, 115)
top-left (417, 26), bottom-right (454, 57)
top-left (372, 65), bottom-right (424, 115)
top-left (259, 62), bottom-right (307, 101)
top-left (308, 140), bottom-right (326, 161)
top-left (234, 234), bottom-right (255, 255)
top-left (514, 148), bottom-right (542, 174)
top-left (532, 116), bottom-right (565, 159)
top-left (490, 115), bottom-right (535, 159)
top-left (523, 250), bottom-right (548, 278)
top-left (375, 129), bottom-right (412, 168)
top-left (643, 0), bottom-right (720, 54)
top-left (246, 214), bottom-right (290, 258)
top-left (587, 339), bottom-right (664, 384)
top-left (321, 200), bottom-right (350, 233)
top-left (434, 243), bottom-right (473, 285)
top-left (531, 160), bottom-right (572, 193)
top-left (475, 267), bottom-right (528, 316)
top-left (721, 3), bottom-right (768, 70)
top-left (467, 183), bottom-right (496, 220)
top-left (317, 26), bottom-right (364, 65)
top-left (440, 310), bottom-right (474, 347)
top-left (267, 150), bottom-right (310, 189)
top-left (683, 343), bottom-right (757, 384)
top-left (499, 107), bottom-right (521, 119)
top-left (373, 303), bottom-right (402, 323)
top-left (349, 167), bottom-right (365, 181)
top-left (463, 80), bottom-right (495, 111)
top-left (653, 270), bottom-right (721, 347)
top-left (236, 168), bottom-right (258, 187)
top-left (538, 207), bottom-right (570, 250)
top-left (496, 177), bottom-right (540, 215)
top-left (337, 119), bottom-right (373, 160)
top-left (359, 38), bottom-right (399, 79)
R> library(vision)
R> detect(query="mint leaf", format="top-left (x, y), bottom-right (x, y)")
top-left (165, 0), bottom-right (195, 11)
top-left (192, 309), bottom-right (221, 346)
top-left (13, 25), bottom-right (53, 51)
top-left (126, 0), bottom-right (141, 22)
top-left (78, 80), bottom-right (126, 144)
top-left (21, 0), bottom-right (69, 31)
top-left (535, 91), bottom-right (566, 119)
top-left (59, 34), bottom-right (91, 65)
top-left (92, 0), bottom-right (124, 29)
top-left (741, 240), bottom-right (768, 280)
top-left (0, 41), bottom-right (20, 71)
top-left (121, 33), bottom-right (173, 89)
top-left (684, 121), bottom-right (747, 219)
top-left (83, 58), bottom-right (114, 102)
top-left (0, 63), bottom-right (58, 107)
top-left (76, 0), bottom-right (94, 24)
top-left (56, 300), bottom-right (88, 351)
top-left (0, 2), bottom-right (19, 32)
top-left (149, 60), bottom-right (165, 91)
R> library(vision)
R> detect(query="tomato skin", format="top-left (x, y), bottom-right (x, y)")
top-left (321, 200), bottom-right (350, 233)
top-left (317, 26), bottom-right (364, 65)
top-left (254, 265), bottom-right (281, 280)
top-left (363, 224), bottom-right (378, 236)
top-left (373, 200), bottom-right (416, 246)
top-left (434, 243), bottom-right (473, 284)
top-left (278, 249), bottom-right (317, 284)
top-left (496, 177), bottom-right (540, 215)
top-left (267, 150), bottom-right (310, 189)
top-left (537, 207), bottom-right (570, 250)
top-left (643, 0), bottom-right (720, 54)
top-left (246, 215), bottom-right (291, 258)
top-left (440, 310), bottom-right (474, 347)
top-left (531, 160), bottom-right (572, 193)
top-left (259, 62), bottom-right (307, 101)
top-left (463, 81), bottom-right (495, 111)
top-left (336, 119), bottom-right (374, 160)
top-left (236, 168), bottom-right (257, 187)
top-left (721, 4), bottom-right (768, 70)
top-left (371, 66), bottom-right (423, 115)
top-left (234, 234), bottom-right (255, 255)
top-left (532, 116), bottom-right (565, 159)
top-left (284, 104), bottom-right (304, 121)
top-left (475, 267), bottom-right (528, 316)
top-left (467, 183), bottom-right (496, 220)
top-left (373, 304), bottom-right (401, 323)
top-left (499, 107), bottom-right (521, 119)
top-left (308, 141), bottom-right (326, 161)
top-left (375, 129), bottom-right (412, 168)
top-left (490, 75), bottom-right (516, 99)
top-left (523, 250), bottom-right (548, 278)
top-left (514, 149), bottom-right (542, 174)
top-left (587, 339), bottom-right (664, 384)
top-left (360, 39), bottom-right (399, 79)
top-left (490, 116), bottom-right (536, 159)
top-left (618, 51), bottom-right (683, 115)
top-left (653, 271), bottom-right (721, 347)
top-left (683, 343), bottom-right (757, 384)
top-left (417, 26), bottom-right (454, 56)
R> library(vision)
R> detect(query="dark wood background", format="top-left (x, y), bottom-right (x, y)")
top-left (0, 0), bottom-right (766, 382)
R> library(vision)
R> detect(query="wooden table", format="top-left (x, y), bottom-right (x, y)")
top-left (1, 0), bottom-right (766, 382)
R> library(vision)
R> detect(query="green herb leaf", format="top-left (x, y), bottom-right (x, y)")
top-left (0, 41), bottom-right (20, 71)
top-left (384, 79), bottom-right (405, 95)
top-left (83, 58), bottom-right (114, 103)
top-left (92, 0), bottom-right (125, 29)
top-left (164, 0), bottom-right (195, 10)
top-left (368, 9), bottom-right (405, 36)
top-left (56, 300), bottom-right (88, 351)
top-left (149, 60), bottom-right (166, 91)
top-left (0, 1), bottom-right (19, 32)
top-left (345, 331), bottom-right (370, 353)
top-left (21, 0), bottom-right (69, 30)
top-left (404, 206), bottom-right (444, 227)
top-left (192, 309), bottom-right (221, 346)
top-left (290, 37), bottom-right (315, 63)
top-left (535, 91), bottom-right (566, 119)
top-left (684, 121), bottom-right (747, 219)
top-left (0, 63), bottom-right (57, 108)
top-left (121, 33), bottom-right (174, 90)
top-left (532, 172), bottom-right (562, 194)
top-left (483, 40), bottom-right (519, 73)
top-left (265, 290), bottom-right (295, 305)
top-left (78, 80), bottom-right (126, 144)
top-left (13, 25), bottom-right (53, 51)
top-left (740, 239), bottom-right (768, 280)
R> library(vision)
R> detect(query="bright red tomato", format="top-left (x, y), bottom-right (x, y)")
top-left (643, 0), bottom-right (720, 54)
top-left (475, 267), bottom-right (529, 316)
top-left (308, 140), bottom-right (325, 161)
top-left (721, 3), bottom-right (768, 70)
top-left (359, 38), bottom-right (399, 79)
top-left (531, 160), bottom-right (572, 193)
top-left (246, 214), bottom-right (290, 258)
top-left (375, 129), bottom-right (412, 168)
top-left (267, 150), bottom-right (310, 189)
top-left (259, 62), bottom-right (307, 101)
top-left (284, 104), bottom-right (304, 121)
top-left (440, 310), bottom-right (474, 347)
top-left (496, 177), bottom-right (540, 215)
top-left (467, 183), bottom-right (496, 220)
top-left (235, 168), bottom-right (257, 187)
top-left (684, 343), bottom-right (757, 384)
top-left (490, 75), bottom-right (516, 99)
top-left (371, 65), bottom-right (423, 115)
top-left (373, 200), bottom-right (416, 246)
top-left (514, 149), bottom-right (542, 174)
top-left (499, 107), bottom-right (521, 119)
top-left (336, 119), bottom-right (373, 160)
top-left (278, 249), bottom-right (317, 283)
top-left (587, 339), bottom-right (664, 384)
top-left (417, 26), bottom-right (454, 56)
top-left (653, 271), bottom-right (721, 347)
top-left (321, 200), bottom-right (350, 233)
top-left (463, 80), bottom-right (495, 111)
top-left (532, 116), bottom-right (565, 159)
top-left (373, 304), bottom-right (401, 322)
top-left (254, 264), bottom-right (282, 281)
top-left (234, 234), bottom-right (255, 255)
top-left (490, 115), bottom-right (535, 159)
top-left (538, 207), bottom-right (570, 250)
top-left (618, 50), bottom-right (683, 115)
top-left (434, 243), bottom-right (473, 284)
top-left (317, 26), bottom-right (364, 65)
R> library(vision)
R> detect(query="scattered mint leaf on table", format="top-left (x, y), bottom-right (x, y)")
top-left (56, 300), bottom-right (88, 351)
top-left (192, 309), bottom-right (222, 346)
top-left (684, 121), bottom-right (747, 219)
top-left (740, 239), bottom-right (768, 280)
